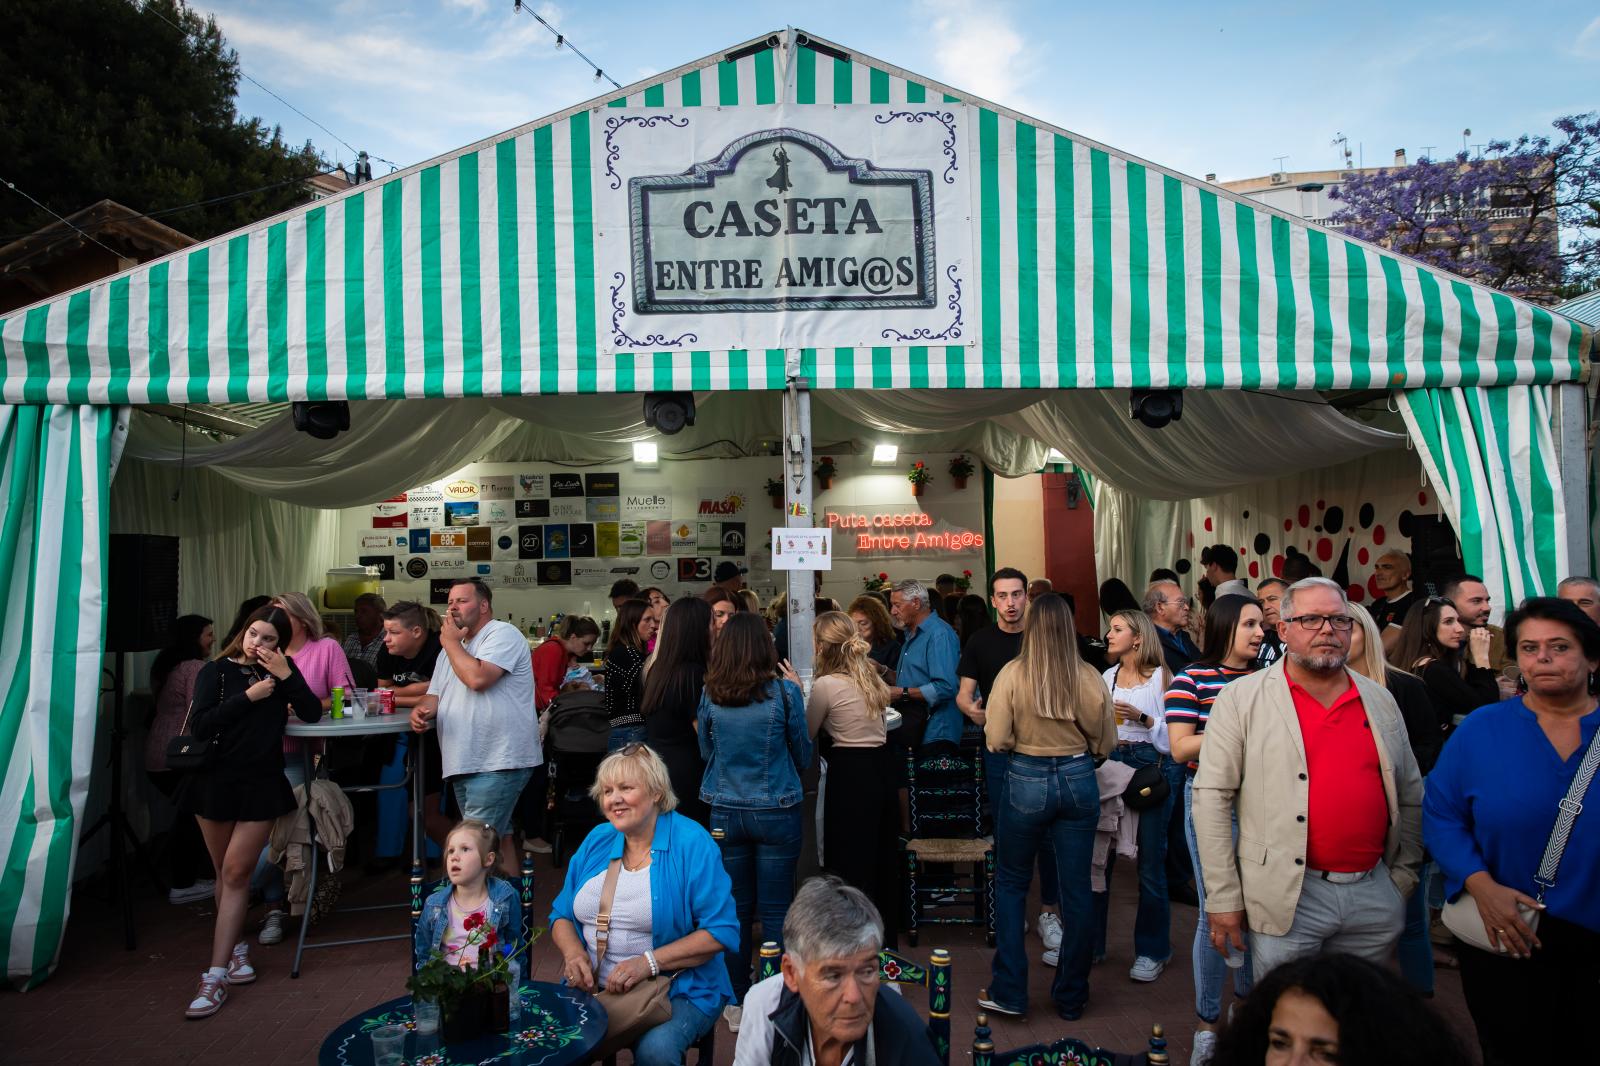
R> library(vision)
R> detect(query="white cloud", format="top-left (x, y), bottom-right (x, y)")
top-left (919, 0), bottom-right (1034, 108)
top-left (1576, 16), bottom-right (1600, 59)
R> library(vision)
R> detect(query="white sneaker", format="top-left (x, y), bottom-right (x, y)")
top-left (723, 1004), bottom-right (743, 1032)
top-left (226, 941), bottom-right (256, 984)
top-left (1129, 956), bottom-right (1166, 982)
top-left (1037, 911), bottom-right (1063, 952)
top-left (1190, 1029), bottom-right (1217, 1066)
top-left (1041, 947), bottom-right (1058, 967)
top-left (523, 838), bottom-right (553, 855)
top-left (185, 971), bottom-right (228, 1019)
top-left (169, 879), bottom-right (215, 905)
top-left (258, 909), bottom-right (286, 946)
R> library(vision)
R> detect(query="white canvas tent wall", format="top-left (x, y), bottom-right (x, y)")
top-left (0, 27), bottom-right (1591, 987)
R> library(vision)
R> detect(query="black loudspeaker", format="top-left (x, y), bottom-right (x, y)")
top-left (106, 534), bottom-right (179, 652)
top-left (1409, 515), bottom-right (1463, 597)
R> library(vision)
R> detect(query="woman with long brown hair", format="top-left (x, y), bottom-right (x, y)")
top-left (847, 593), bottom-right (901, 675)
top-left (696, 612), bottom-right (812, 1030)
top-left (178, 606), bottom-right (321, 1018)
top-left (981, 593), bottom-right (1115, 1023)
top-left (602, 597), bottom-right (658, 751)
top-left (642, 596), bottom-right (715, 826)
top-left (807, 610), bottom-right (899, 941)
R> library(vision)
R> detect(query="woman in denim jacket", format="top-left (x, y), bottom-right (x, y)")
top-left (697, 613), bottom-right (812, 1029)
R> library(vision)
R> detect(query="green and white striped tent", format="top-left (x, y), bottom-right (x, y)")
top-left (0, 27), bottom-right (1592, 987)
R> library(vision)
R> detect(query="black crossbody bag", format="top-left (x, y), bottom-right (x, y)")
top-left (165, 666), bottom-right (231, 772)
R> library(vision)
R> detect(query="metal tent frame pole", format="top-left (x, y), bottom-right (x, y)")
top-left (1555, 381), bottom-right (1590, 577)
top-left (782, 375), bottom-right (816, 686)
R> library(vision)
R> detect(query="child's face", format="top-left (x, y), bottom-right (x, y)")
top-left (445, 831), bottom-right (492, 887)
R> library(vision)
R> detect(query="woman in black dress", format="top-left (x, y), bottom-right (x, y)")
top-left (642, 597), bottom-right (714, 825)
top-left (179, 606), bottom-right (321, 1019)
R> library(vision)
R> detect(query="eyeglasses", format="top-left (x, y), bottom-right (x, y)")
top-left (1283, 614), bottom-right (1355, 632)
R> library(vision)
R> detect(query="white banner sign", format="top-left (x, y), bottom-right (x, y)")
top-left (772, 527), bottom-right (833, 571)
top-left (594, 103), bottom-right (973, 353)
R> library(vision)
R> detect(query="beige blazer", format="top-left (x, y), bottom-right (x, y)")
top-left (1190, 659), bottom-right (1423, 936)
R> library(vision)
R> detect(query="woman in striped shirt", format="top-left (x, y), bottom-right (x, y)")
top-left (1164, 593), bottom-right (1264, 1066)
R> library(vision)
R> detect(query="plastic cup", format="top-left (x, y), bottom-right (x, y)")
top-left (370, 1023), bottom-right (406, 1066)
top-left (412, 997), bottom-right (440, 1035)
top-left (1224, 942), bottom-right (1246, 969)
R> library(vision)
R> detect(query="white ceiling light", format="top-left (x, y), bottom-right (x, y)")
top-left (632, 441), bottom-right (659, 466)
top-left (871, 443), bottom-right (899, 465)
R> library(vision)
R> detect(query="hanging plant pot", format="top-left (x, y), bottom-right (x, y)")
top-left (952, 476), bottom-right (968, 490)
top-left (769, 493), bottom-right (783, 510)
top-left (910, 483), bottom-right (925, 498)
top-left (817, 476), bottom-right (833, 491)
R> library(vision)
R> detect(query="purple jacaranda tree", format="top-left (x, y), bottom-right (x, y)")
top-left (1330, 112), bottom-right (1599, 302)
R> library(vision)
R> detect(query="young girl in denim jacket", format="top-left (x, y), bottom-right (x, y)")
top-left (414, 820), bottom-right (523, 967)
top-left (696, 613), bottom-right (812, 1027)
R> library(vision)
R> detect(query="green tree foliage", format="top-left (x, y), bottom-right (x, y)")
top-left (0, 0), bottom-right (327, 243)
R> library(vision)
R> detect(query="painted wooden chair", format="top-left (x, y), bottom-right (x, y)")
top-left (903, 745), bottom-right (994, 946)
top-left (757, 942), bottom-right (954, 1066)
top-left (972, 1005), bottom-right (1169, 1066)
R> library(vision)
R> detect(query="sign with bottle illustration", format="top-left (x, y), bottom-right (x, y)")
top-left (594, 102), bottom-right (973, 353)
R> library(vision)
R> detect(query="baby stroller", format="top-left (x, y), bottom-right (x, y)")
top-left (542, 689), bottom-right (610, 864)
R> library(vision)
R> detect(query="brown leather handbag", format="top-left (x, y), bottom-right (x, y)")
top-left (591, 858), bottom-right (673, 1058)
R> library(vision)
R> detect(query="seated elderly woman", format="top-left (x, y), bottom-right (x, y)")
top-left (550, 744), bottom-right (738, 1065)
top-left (733, 876), bottom-right (943, 1066)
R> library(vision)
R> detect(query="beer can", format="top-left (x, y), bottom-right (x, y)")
top-left (377, 688), bottom-right (396, 715)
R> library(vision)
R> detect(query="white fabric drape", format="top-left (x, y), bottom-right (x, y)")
top-left (1092, 447), bottom-right (1428, 604)
top-left (108, 459), bottom-right (344, 630)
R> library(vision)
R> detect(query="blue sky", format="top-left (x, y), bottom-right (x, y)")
top-left (200, 0), bottom-right (1599, 182)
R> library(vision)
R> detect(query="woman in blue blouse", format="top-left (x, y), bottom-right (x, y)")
top-left (550, 744), bottom-right (738, 1066)
top-left (1423, 597), bottom-right (1600, 1066)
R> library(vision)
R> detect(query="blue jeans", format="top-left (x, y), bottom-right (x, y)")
top-left (711, 804), bottom-right (804, 1000)
top-left (1397, 867), bottom-right (1434, 995)
top-left (983, 748), bottom-right (1060, 907)
top-left (990, 753), bottom-right (1099, 1017)
top-left (1092, 744), bottom-right (1180, 962)
top-left (608, 724), bottom-right (648, 752)
top-left (1183, 774), bottom-right (1252, 1023)
top-left (633, 996), bottom-right (715, 1066)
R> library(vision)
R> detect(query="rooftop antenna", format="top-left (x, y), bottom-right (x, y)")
top-left (1331, 133), bottom-right (1353, 170)
top-left (1273, 155), bottom-right (1290, 173)
top-left (1419, 145), bottom-right (1437, 161)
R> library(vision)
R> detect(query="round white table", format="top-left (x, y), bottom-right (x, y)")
top-left (285, 714), bottom-right (431, 977)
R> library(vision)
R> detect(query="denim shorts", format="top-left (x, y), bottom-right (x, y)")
top-left (453, 767), bottom-right (535, 835)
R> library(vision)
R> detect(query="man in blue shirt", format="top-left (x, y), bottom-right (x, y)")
top-left (889, 579), bottom-right (962, 748)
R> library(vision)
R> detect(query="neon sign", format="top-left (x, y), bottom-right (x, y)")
top-left (824, 511), bottom-right (984, 553)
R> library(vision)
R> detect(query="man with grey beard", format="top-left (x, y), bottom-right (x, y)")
top-left (1191, 578), bottom-right (1423, 982)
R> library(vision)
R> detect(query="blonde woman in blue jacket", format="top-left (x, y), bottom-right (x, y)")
top-left (551, 744), bottom-right (738, 1066)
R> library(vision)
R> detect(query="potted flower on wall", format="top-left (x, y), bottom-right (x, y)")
top-left (765, 477), bottom-right (784, 510)
top-left (907, 460), bottom-right (932, 497)
top-left (862, 572), bottom-right (892, 593)
top-left (948, 454), bottom-right (975, 490)
top-left (815, 456), bottom-right (838, 490)
top-left (955, 569), bottom-right (973, 593)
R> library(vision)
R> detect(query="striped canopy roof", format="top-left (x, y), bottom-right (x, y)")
top-left (0, 28), bottom-right (1591, 404)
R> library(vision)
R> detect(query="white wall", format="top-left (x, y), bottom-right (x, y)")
top-left (334, 451), bottom-right (990, 627)
top-left (991, 473), bottom-right (1046, 581)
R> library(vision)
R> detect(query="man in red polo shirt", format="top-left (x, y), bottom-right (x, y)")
top-left (1191, 577), bottom-right (1423, 982)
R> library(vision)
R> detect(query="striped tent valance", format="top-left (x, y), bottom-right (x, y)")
top-left (0, 29), bottom-right (1589, 404)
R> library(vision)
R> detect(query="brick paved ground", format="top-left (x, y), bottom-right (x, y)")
top-left (1, 857), bottom-right (1477, 1064)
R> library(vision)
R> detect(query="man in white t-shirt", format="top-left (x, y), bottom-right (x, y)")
top-left (411, 579), bottom-right (539, 875)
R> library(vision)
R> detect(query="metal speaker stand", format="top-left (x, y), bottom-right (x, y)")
top-left (78, 652), bottom-right (165, 949)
